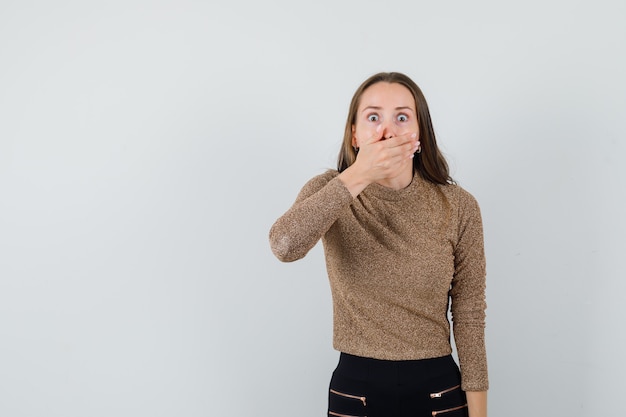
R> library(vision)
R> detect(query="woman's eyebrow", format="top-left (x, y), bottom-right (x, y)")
top-left (361, 106), bottom-right (415, 113)
top-left (361, 106), bottom-right (382, 112)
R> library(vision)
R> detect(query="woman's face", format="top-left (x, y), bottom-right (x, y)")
top-left (352, 82), bottom-right (419, 147)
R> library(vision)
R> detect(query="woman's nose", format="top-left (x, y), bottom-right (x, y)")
top-left (381, 121), bottom-right (395, 139)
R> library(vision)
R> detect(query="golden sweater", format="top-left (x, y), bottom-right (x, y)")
top-left (269, 170), bottom-right (488, 391)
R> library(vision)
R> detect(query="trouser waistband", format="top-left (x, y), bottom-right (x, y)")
top-left (335, 352), bottom-right (458, 385)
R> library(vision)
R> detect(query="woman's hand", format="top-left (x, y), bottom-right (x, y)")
top-left (355, 127), bottom-right (419, 183)
top-left (338, 125), bottom-right (419, 197)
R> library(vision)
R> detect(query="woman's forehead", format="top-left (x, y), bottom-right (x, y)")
top-left (359, 82), bottom-right (415, 109)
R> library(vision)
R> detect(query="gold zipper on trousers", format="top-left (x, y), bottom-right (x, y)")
top-left (429, 384), bottom-right (461, 399)
top-left (431, 403), bottom-right (467, 416)
top-left (329, 389), bottom-right (367, 406)
top-left (328, 411), bottom-right (367, 417)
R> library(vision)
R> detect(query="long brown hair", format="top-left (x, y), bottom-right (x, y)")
top-left (337, 72), bottom-right (454, 185)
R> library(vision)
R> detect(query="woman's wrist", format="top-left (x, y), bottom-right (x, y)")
top-left (465, 390), bottom-right (487, 417)
top-left (337, 164), bottom-right (371, 198)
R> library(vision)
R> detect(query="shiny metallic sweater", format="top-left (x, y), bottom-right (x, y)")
top-left (269, 170), bottom-right (488, 391)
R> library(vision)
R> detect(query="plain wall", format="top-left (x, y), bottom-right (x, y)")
top-left (1, 1), bottom-right (624, 416)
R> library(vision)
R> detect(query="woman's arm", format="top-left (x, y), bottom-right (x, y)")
top-left (269, 173), bottom-right (354, 262)
top-left (269, 128), bottom-right (418, 262)
top-left (450, 188), bottom-right (489, 393)
top-left (466, 391), bottom-right (487, 417)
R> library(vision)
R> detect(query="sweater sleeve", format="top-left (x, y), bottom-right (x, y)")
top-left (450, 188), bottom-right (488, 392)
top-left (269, 171), bottom-right (354, 262)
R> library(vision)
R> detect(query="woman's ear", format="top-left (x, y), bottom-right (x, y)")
top-left (351, 125), bottom-right (357, 147)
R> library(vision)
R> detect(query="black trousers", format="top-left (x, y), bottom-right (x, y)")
top-left (328, 353), bottom-right (468, 417)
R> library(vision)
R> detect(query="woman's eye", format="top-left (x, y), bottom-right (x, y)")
top-left (367, 114), bottom-right (379, 122)
top-left (397, 114), bottom-right (408, 122)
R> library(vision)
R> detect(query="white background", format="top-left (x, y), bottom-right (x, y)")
top-left (1, 1), bottom-right (624, 416)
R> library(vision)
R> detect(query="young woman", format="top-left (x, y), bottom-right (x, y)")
top-left (269, 72), bottom-right (488, 417)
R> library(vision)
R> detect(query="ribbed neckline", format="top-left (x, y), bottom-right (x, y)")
top-left (364, 172), bottom-right (422, 201)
